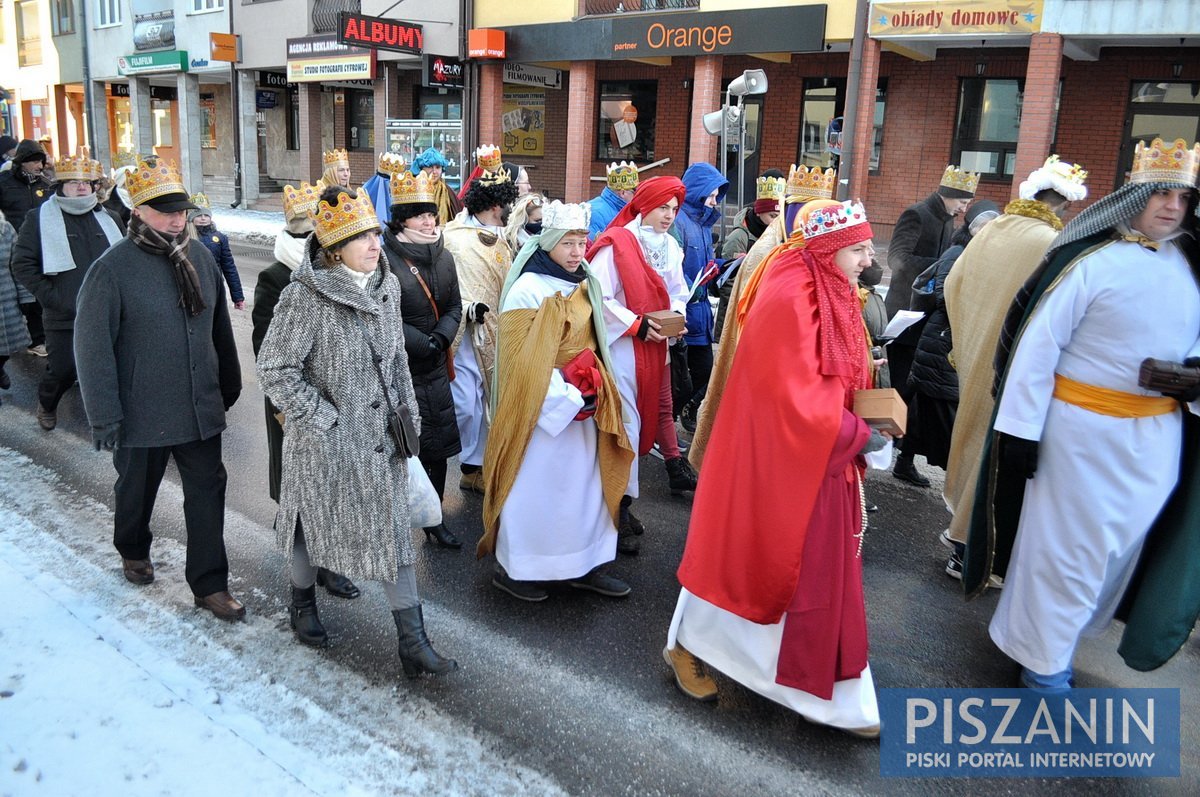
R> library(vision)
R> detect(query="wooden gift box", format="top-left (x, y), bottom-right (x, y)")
top-left (854, 388), bottom-right (907, 436)
top-left (645, 309), bottom-right (686, 338)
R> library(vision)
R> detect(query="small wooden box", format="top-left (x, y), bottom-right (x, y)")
top-left (645, 309), bottom-right (686, 338)
top-left (854, 388), bottom-right (907, 436)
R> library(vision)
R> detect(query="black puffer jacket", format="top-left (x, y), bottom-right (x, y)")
top-left (0, 140), bottom-right (52, 232)
top-left (382, 230), bottom-right (463, 460)
top-left (907, 244), bottom-right (964, 401)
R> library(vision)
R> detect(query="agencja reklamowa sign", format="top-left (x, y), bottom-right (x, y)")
top-left (879, 689), bottom-right (1180, 778)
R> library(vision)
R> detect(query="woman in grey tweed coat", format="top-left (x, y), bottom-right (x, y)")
top-left (0, 210), bottom-right (33, 398)
top-left (257, 187), bottom-right (456, 678)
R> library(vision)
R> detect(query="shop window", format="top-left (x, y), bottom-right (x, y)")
top-left (1119, 81), bottom-right (1200, 187)
top-left (798, 78), bottom-right (845, 170)
top-left (346, 88), bottom-right (374, 151)
top-left (597, 80), bottom-right (657, 162)
top-left (199, 95), bottom-right (217, 149)
top-left (16, 0), bottom-right (41, 66)
top-left (419, 89), bottom-right (461, 121)
top-left (953, 78), bottom-right (1034, 180)
top-left (152, 99), bottom-right (173, 148)
top-left (287, 85), bottom-right (300, 151)
top-left (190, 0), bottom-right (223, 12)
top-left (96, 0), bottom-right (120, 27)
top-left (52, 0), bottom-right (74, 35)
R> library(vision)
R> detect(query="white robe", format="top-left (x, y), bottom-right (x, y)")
top-left (588, 218), bottom-right (687, 497)
top-left (667, 590), bottom-right (879, 729)
top-left (451, 334), bottom-right (489, 467)
top-left (494, 272), bottom-right (618, 581)
top-left (990, 238), bottom-right (1200, 675)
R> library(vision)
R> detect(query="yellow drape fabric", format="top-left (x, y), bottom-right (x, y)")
top-left (1053, 374), bottom-right (1178, 418)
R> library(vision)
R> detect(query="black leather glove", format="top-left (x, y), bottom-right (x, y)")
top-left (468, 302), bottom-right (490, 323)
top-left (635, 316), bottom-right (651, 341)
top-left (92, 422), bottom-right (121, 452)
top-left (426, 335), bottom-right (443, 357)
top-left (575, 394), bottom-right (597, 421)
top-left (1000, 433), bottom-right (1039, 480)
top-left (222, 391), bottom-right (240, 411)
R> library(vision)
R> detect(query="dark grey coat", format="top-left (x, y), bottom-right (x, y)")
top-left (256, 238), bottom-right (421, 582)
top-left (0, 215), bottom-right (32, 356)
top-left (382, 230), bottom-right (462, 461)
top-left (11, 202), bottom-right (125, 330)
top-left (74, 237), bottom-right (242, 447)
top-left (885, 192), bottom-right (954, 318)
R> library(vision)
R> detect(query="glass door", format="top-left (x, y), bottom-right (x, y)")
top-left (1119, 81), bottom-right (1200, 188)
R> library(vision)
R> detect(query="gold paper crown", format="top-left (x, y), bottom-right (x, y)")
top-left (802, 200), bottom-right (870, 241)
top-left (940, 165), bottom-right (980, 195)
top-left (377, 152), bottom-right (407, 177)
top-left (475, 145), bottom-right (502, 172)
top-left (189, 192), bottom-right (211, 211)
top-left (476, 168), bottom-right (512, 187)
top-left (311, 191), bottom-right (380, 248)
top-left (390, 171), bottom-right (436, 206)
top-left (606, 161), bottom-right (639, 192)
top-left (323, 148), bottom-right (349, 167)
top-left (756, 176), bottom-right (786, 203)
top-left (785, 164), bottom-right (836, 201)
top-left (56, 154), bottom-right (104, 182)
top-left (112, 149), bottom-right (140, 169)
top-left (125, 158), bottom-right (188, 207)
top-left (282, 182), bottom-right (321, 220)
top-left (1129, 137), bottom-right (1200, 187)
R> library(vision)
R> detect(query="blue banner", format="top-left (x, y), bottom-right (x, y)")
top-left (879, 689), bottom-right (1180, 778)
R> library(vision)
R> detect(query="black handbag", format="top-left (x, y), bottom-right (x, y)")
top-left (352, 313), bottom-right (420, 458)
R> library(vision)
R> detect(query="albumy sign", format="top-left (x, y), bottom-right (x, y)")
top-left (338, 12), bottom-right (423, 55)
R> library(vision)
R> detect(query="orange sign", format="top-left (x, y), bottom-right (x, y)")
top-left (210, 33), bottom-right (239, 62)
top-left (468, 29), bottom-right (505, 59)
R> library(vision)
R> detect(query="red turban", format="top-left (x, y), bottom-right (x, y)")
top-left (607, 176), bottom-right (687, 232)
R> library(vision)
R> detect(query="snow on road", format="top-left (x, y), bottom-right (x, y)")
top-left (0, 446), bottom-right (564, 797)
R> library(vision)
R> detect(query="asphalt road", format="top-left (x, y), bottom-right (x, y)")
top-left (0, 240), bottom-right (1195, 795)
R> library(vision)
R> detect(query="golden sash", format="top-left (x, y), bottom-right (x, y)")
top-left (1053, 373), bottom-right (1178, 418)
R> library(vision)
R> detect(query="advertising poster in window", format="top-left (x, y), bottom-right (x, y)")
top-left (501, 86), bottom-right (544, 158)
top-left (199, 96), bottom-right (217, 148)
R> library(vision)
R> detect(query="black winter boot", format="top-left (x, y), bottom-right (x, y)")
top-left (290, 584), bottom-right (328, 647)
top-left (893, 455), bottom-right (931, 488)
top-left (665, 456), bottom-right (698, 494)
top-left (392, 605), bottom-right (459, 678)
top-left (423, 523), bottom-right (463, 549)
top-left (617, 496), bottom-right (641, 555)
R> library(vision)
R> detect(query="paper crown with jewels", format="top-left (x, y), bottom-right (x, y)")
top-left (377, 151), bottom-right (407, 177)
top-left (125, 158), bottom-right (188, 207)
top-left (606, 161), bottom-right (639, 192)
top-left (1129, 137), bottom-right (1200, 187)
top-left (189, 192), bottom-right (211, 211)
top-left (311, 190), bottom-right (380, 248)
top-left (940, 165), bottom-right (980, 196)
top-left (541, 200), bottom-right (592, 232)
top-left (785, 164), bottom-right (836, 201)
top-left (55, 153), bottom-right (104, 182)
top-left (111, 149), bottom-right (140, 170)
top-left (282, 182), bottom-right (322, 220)
top-left (390, 171), bottom-right (436, 206)
top-left (756, 176), bottom-right (787, 203)
top-left (1019, 155), bottom-right (1089, 202)
top-left (802, 199), bottom-right (870, 241)
top-left (474, 145), bottom-right (502, 172)
top-left (323, 148), bottom-right (349, 167)
top-left (475, 168), bottom-right (512, 187)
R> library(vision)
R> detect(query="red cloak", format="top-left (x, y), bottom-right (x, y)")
top-left (586, 226), bottom-right (670, 455)
top-left (676, 247), bottom-right (871, 696)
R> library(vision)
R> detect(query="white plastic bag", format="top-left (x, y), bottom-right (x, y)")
top-left (406, 456), bottom-right (443, 528)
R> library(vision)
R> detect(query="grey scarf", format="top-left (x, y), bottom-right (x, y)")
top-left (39, 194), bottom-right (123, 275)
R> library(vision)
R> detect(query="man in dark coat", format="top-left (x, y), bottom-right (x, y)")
top-left (11, 155), bottom-right (125, 431)
top-left (884, 166), bottom-right (978, 319)
top-left (0, 139), bottom-right (53, 354)
top-left (74, 159), bottom-right (246, 621)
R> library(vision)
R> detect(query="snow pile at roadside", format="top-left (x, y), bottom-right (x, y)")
top-left (0, 446), bottom-right (565, 797)
top-left (211, 206), bottom-right (285, 248)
